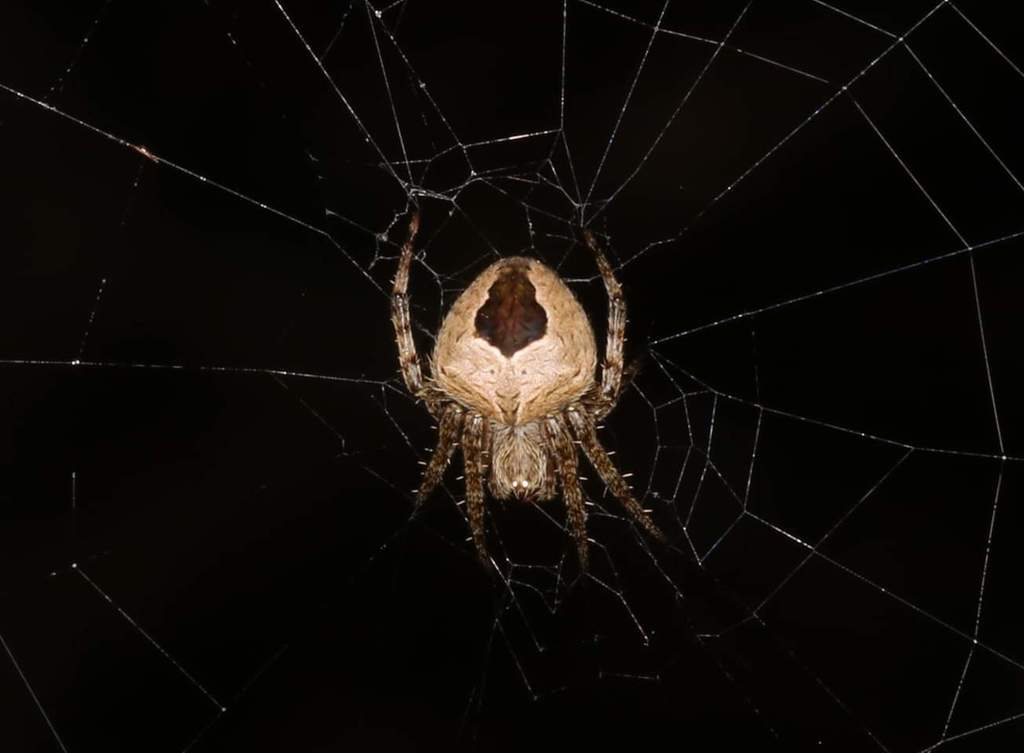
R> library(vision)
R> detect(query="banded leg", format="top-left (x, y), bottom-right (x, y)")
top-left (566, 407), bottom-right (664, 542)
top-left (582, 229), bottom-right (626, 417)
top-left (391, 212), bottom-right (426, 397)
top-left (462, 412), bottom-right (489, 565)
top-left (540, 443), bottom-right (559, 501)
top-left (543, 414), bottom-right (590, 569)
top-left (415, 403), bottom-right (463, 506)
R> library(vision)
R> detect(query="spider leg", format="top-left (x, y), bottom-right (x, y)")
top-left (581, 228), bottom-right (626, 418)
top-left (566, 406), bottom-right (664, 543)
top-left (540, 441), bottom-right (559, 501)
top-left (462, 412), bottom-right (490, 565)
top-left (391, 211), bottom-right (437, 410)
top-left (542, 414), bottom-right (590, 570)
top-left (415, 403), bottom-right (464, 506)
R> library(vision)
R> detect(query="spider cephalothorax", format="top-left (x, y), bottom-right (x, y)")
top-left (391, 211), bottom-right (663, 568)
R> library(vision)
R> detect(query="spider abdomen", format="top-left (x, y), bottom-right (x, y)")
top-left (432, 257), bottom-right (597, 426)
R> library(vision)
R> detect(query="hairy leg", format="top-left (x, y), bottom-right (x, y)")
top-left (566, 406), bottom-right (664, 542)
top-left (581, 228), bottom-right (626, 418)
top-left (543, 414), bottom-right (590, 569)
top-left (415, 403), bottom-right (464, 506)
top-left (462, 412), bottom-right (489, 565)
top-left (390, 212), bottom-right (430, 401)
top-left (540, 443), bottom-right (559, 501)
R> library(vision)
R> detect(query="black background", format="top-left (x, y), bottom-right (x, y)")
top-left (1, 2), bottom-right (1023, 752)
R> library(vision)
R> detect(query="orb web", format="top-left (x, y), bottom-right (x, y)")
top-left (1, 1), bottom-right (1022, 751)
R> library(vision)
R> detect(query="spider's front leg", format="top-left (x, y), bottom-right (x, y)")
top-left (462, 412), bottom-right (490, 565)
top-left (543, 414), bottom-right (590, 570)
top-left (566, 406), bottom-right (664, 544)
top-left (415, 403), bottom-right (464, 507)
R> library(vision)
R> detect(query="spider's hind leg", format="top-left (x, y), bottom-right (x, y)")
top-left (391, 211), bottom-right (431, 402)
top-left (581, 228), bottom-right (627, 419)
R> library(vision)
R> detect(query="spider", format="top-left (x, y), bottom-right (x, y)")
top-left (391, 211), bottom-right (664, 569)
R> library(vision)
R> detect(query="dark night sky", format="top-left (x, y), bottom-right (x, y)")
top-left (1, 2), bottom-right (1023, 752)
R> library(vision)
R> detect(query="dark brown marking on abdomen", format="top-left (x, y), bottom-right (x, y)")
top-left (475, 263), bottom-right (547, 357)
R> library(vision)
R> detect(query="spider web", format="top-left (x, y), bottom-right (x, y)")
top-left (1, 1), bottom-right (1022, 750)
